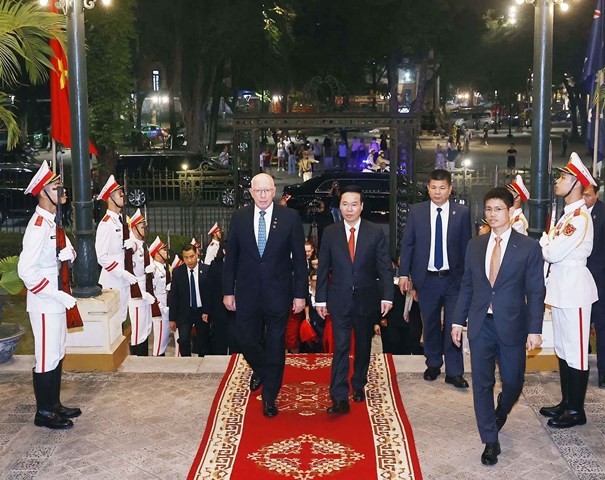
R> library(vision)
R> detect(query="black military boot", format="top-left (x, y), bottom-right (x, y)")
top-left (51, 360), bottom-right (81, 419)
top-left (32, 369), bottom-right (73, 429)
top-left (540, 357), bottom-right (569, 418)
top-left (548, 367), bottom-right (589, 428)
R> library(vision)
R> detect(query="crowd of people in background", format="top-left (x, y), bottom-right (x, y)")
top-left (259, 132), bottom-right (391, 179)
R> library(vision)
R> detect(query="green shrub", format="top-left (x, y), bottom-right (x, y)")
top-left (0, 233), bottom-right (24, 258)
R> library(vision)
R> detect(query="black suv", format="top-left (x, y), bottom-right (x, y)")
top-left (0, 162), bottom-right (40, 224)
top-left (282, 172), bottom-right (426, 222)
top-left (116, 151), bottom-right (209, 177)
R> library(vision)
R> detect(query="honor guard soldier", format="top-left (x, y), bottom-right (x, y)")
top-left (191, 237), bottom-right (202, 257)
top-left (149, 236), bottom-right (170, 356)
top-left (539, 153), bottom-right (598, 428)
top-left (95, 175), bottom-right (137, 326)
top-left (171, 255), bottom-right (183, 356)
top-left (128, 208), bottom-right (156, 355)
top-left (203, 222), bottom-right (222, 265)
top-left (17, 161), bottom-right (81, 429)
top-left (506, 175), bottom-right (529, 235)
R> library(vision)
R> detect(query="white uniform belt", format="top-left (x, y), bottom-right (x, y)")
top-left (554, 260), bottom-right (587, 267)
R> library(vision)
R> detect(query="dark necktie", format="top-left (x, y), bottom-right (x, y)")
top-left (190, 269), bottom-right (197, 308)
top-left (258, 211), bottom-right (267, 256)
top-left (434, 207), bottom-right (443, 270)
top-left (348, 227), bottom-right (356, 262)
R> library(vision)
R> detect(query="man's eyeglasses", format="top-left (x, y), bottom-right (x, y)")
top-left (484, 207), bottom-right (507, 214)
top-left (251, 188), bottom-right (274, 195)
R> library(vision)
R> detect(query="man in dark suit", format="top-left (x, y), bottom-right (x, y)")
top-left (169, 244), bottom-right (213, 357)
top-left (315, 185), bottom-right (393, 414)
top-left (452, 187), bottom-right (544, 466)
top-left (223, 173), bottom-right (308, 418)
top-left (399, 169), bottom-right (471, 388)
top-left (584, 182), bottom-right (605, 388)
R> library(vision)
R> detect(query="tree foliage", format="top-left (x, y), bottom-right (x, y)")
top-left (86, 0), bottom-right (137, 153)
top-left (0, 0), bottom-right (65, 149)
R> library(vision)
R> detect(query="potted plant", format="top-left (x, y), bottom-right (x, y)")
top-left (0, 256), bottom-right (25, 364)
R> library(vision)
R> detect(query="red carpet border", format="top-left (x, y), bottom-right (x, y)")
top-left (188, 353), bottom-right (422, 479)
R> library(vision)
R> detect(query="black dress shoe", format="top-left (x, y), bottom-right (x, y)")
top-left (53, 404), bottom-right (82, 419)
top-left (495, 411), bottom-right (507, 432)
top-left (250, 373), bottom-right (263, 392)
top-left (445, 375), bottom-right (469, 388)
top-left (423, 367), bottom-right (441, 381)
top-left (352, 389), bottom-right (365, 402)
top-left (326, 400), bottom-right (350, 414)
top-left (539, 401), bottom-right (567, 418)
top-left (547, 409), bottom-right (587, 428)
top-left (263, 401), bottom-right (278, 418)
top-left (599, 373), bottom-right (605, 389)
top-left (481, 441), bottom-right (501, 466)
top-left (34, 410), bottom-right (73, 430)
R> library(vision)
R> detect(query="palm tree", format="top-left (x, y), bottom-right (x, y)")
top-left (0, 0), bottom-right (65, 149)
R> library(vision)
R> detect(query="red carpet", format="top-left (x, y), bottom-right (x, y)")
top-left (188, 354), bottom-right (422, 480)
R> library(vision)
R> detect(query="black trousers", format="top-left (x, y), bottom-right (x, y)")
top-left (329, 312), bottom-right (374, 402)
top-left (235, 306), bottom-right (288, 403)
top-left (177, 307), bottom-right (210, 357)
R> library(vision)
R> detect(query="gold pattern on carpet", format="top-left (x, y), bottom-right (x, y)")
top-left (247, 433), bottom-right (364, 480)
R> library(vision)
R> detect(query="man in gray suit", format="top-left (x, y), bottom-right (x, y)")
top-left (452, 187), bottom-right (544, 466)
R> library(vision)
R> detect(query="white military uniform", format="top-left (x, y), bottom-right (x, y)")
top-left (18, 206), bottom-right (77, 373)
top-left (129, 236), bottom-right (152, 346)
top-left (95, 210), bottom-right (130, 325)
top-left (203, 240), bottom-right (220, 265)
top-left (541, 198), bottom-right (598, 370)
top-left (510, 208), bottom-right (528, 236)
top-left (152, 260), bottom-right (170, 356)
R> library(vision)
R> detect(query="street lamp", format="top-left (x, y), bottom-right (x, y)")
top-left (41, 0), bottom-right (111, 298)
top-left (514, 0), bottom-right (574, 237)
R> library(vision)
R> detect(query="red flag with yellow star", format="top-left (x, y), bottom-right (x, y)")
top-left (49, 7), bottom-right (98, 156)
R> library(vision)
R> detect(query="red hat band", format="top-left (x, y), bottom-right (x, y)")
top-left (32, 170), bottom-right (56, 196)
top-left (566, 163), bottom-right (591, 188)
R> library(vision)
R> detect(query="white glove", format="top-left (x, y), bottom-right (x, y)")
top-left (166, 283), bottom-right (171, 292)
top-left (161, 305), bottom-right (169, 316)
top-left (142, 291), bottom-right (155, 305)
top-left (58, 247), bottom-right (75, 262)
top-left (121, 270), bottom-right (137, 285)
top-left (123, 237), bottom-right (136, 251)
top-left (145, 264), bottom-right (155, 275)
top-left (55, 290), bottom-right (77, 309)
top-left (539, 232), bottom-right (549, 248)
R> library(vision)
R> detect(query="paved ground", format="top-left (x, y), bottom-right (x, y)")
top-left (1, 355), bottom-right (605, 480)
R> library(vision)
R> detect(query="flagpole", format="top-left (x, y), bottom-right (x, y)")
top-left (51, 138), bottom-right (56, 174)
top-left (66, 0), bottom-right (100, 298)
top-left (594, 70), bottom-right (603, 177)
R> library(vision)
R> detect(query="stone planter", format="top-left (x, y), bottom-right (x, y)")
top-left (0, 323), bottom-right (25, 364)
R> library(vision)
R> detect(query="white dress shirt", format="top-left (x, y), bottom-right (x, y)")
top-left (254, 202), bottom-right (274, 244)
top-left (484, 227), bottom-right (512, 313)
top-left (428, 200), bottom-right (450, 271)
top-left (188, 263), bottom-right (202, 308)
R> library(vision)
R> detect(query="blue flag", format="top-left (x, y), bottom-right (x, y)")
top-left (584, 0), bottom-right (605, 161)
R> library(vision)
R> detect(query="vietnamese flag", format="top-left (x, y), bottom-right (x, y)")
top-left (49, 7), bottom-right (98, 156)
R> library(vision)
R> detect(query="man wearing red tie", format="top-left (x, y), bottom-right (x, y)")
top-left (315, 184), bottom-right (393, 414)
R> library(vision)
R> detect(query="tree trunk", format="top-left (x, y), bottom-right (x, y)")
top-left (386, 51), bottom-right (399, 115)
top-left (411, 59), bottom-right (428, 114)
top-left (206, 60), bottom-right (225, 152)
